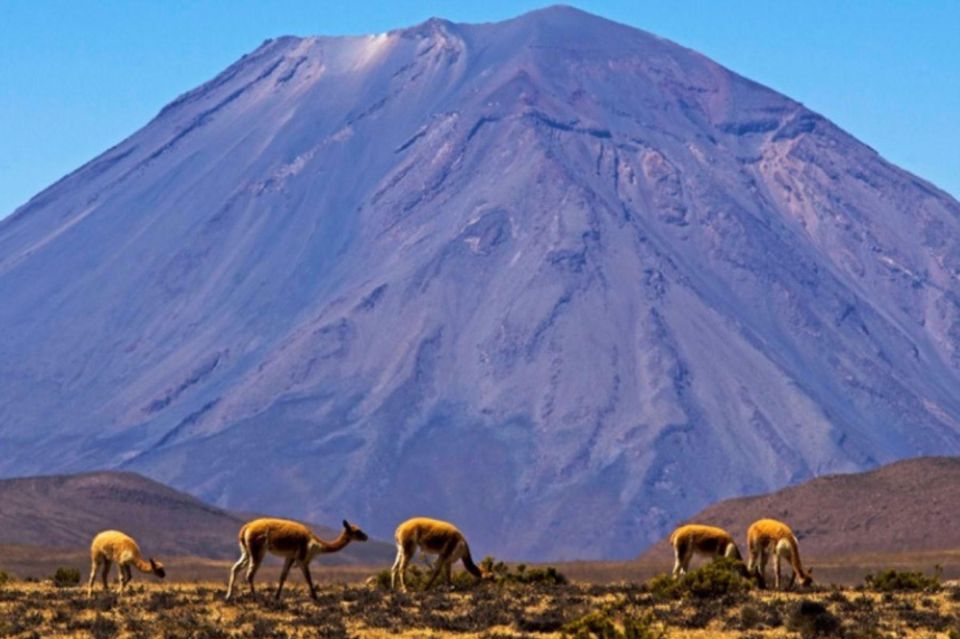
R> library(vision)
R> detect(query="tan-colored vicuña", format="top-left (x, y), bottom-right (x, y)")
top-left (746, 518), bottom-right (813, 589)
top-left (391, 517), bottom-right (492, 592)
top-left (87, 530), bottom-right (165, 596)
top-left (669, 524), bottom-right (743, 578)
top-left (225, 518), bottom-right (368, 600)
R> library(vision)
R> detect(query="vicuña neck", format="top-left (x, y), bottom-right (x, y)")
top-left (316, 530), bottom-right (351, 553)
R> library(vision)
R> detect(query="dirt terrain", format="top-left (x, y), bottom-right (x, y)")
top-left (0, 576), bottom-right (957, 638)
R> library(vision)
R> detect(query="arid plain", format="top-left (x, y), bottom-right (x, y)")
top-left (0, 570), bottom-right (959, 638)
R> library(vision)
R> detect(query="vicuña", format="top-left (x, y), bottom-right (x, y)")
top-left (669, 523), bottom-right (744, 578)
top-left (746, 518), bottom-right (813, 589)
top-left (87, 530), bottom-right (166, 596)
top-left (226, 517), bottom-right (368, 600)
top-left (391, 517), bottom-right (492, 591)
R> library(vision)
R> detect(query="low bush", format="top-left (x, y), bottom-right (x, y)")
top-left (481, 557), bottom-right (569, 586)
top-left (865, 567), bottom-right (941, 592)
top-left (51, 567), bottom-right (81, 588)
top-left (369, 563), bottom-right (476, 591)
top-left (647, 557), bottom-right (751, 600)
top-left (370, 556), bottom-right (568, 590)
top-left (0, 570), bottom-right (10, 586)
top-left (562, 609), bottom-right (666, 639)
top-left (736, 604), bottom-right (762, 630)
top-left (786, 600), bottom-right (841, 639)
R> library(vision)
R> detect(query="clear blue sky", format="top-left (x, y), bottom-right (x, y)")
top-left (1, 1), bottom-right (958, 217)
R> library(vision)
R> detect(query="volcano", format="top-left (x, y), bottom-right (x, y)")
top-left (2, 6), bottom-right (959, 560)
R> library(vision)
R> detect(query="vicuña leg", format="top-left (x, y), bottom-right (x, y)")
top-left (673, 538), bottom-right (692, 578)
top-left (246, 545), bottom-right (265, 597)
top-left (390, 544), bottom-right (404, 590)
top-left (298, 559), bottom-right (316, 600)
top-left (425, 539), bottom-right (457, 591)
top-left (118, 564), bottom-right (131, 593)
top-left (87, 559), bottom-right (99, 597)
top-left (774, 551), bottom-right (782, 590)
top-left (396, 542), bottom-right (414, 592)
top-left (758, 549), bottom-right (770, 590)
top-left (275, 558), bottom-right (294, 599)
top-left (226, 546), bottom-right (249, 600)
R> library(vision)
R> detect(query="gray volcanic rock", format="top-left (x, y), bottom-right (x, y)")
top-left (1, 6), bottom-right (959, 560)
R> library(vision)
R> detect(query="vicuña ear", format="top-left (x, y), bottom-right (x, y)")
top-left (343, 519), bottom-right (350, 529)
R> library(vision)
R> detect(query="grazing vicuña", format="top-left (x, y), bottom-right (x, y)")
top-left (669, 524), bottom-right (744, 578)
top-left (747, 518), bottom-right (813, 590)
top-left (391, 517), bottom-right (492, 591)
top-left (226, 518), bottom-right (368, 600)
top-left (87, 530), bottom-right (165, 596)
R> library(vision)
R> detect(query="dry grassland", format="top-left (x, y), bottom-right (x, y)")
top-left (0, 572), bottom-right (958, 638)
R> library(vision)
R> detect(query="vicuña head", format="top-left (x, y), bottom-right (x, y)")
top-left (87, 530), bottom-right (166, 597)
top-left (390, 516), bottom-right (493, 592)
top-left (668, 523), bottom-right (745, 579)
top-left (746, 518), bottom-right (813, 590)
top-left (226, 517), bottom-right (368, 600)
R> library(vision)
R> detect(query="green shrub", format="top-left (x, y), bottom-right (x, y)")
top-left (369, 563), bottom-right (476, 591)
top-left (562, 609), bottom-right (666, 639)
top-left (51, 566), bottom-right (81, 588)
top-left (864, 567), bottom-right (941, 592)
top-left (647, 557), bottom-right (750, 600)
top-left (737, 605), bottom-right (762, 630)
top-left (786, 600), bottom-right (841, 639)
top-left (0, 571), bottom-right (10, 586)
top-left (479, 556), bottom-right (568, 586)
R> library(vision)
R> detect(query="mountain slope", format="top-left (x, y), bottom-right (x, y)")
top-left (639, 456), bottom-right (960, 561)
top-left (1, 6), bottom-right (959, 559)
top-left (0, 471), bottom-right (394, 563)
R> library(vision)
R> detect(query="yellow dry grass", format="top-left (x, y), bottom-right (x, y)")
top-left (0, 575), bottom-right (956, 638)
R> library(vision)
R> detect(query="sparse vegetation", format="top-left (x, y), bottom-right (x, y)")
top-left (370, 557), bottom-right (568, 591)
top-left (562, 608), bottom-right (666, 639)
top-left (786, 599), bottom-right (841, 638)
top-left (481, 557), bottom-right (569, 586)
top-left (647, 557), bottom-right (751, 600)
top-left (0, 568), bottom-right (953, 637)
top-left (865, 567), bottom-right (942, 592)
top-left (51, 566), bottom-right (81, 588)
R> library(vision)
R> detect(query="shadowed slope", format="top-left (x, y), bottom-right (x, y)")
top-left (0, 471), bottom-right (393, 563)
top-left (640, 457), bottom-right (960, 561)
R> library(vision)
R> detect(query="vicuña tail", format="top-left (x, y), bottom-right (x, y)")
top-left (461, 546), bottom-right (483, 578)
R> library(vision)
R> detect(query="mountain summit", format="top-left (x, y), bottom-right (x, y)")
top-left (1, 7), bottom-right (959, 560)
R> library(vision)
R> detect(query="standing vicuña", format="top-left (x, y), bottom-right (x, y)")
top-left (225, 518), bottom-right (368, 600)
top-left (391, 517), bottom-right (492, 591)
top-left (87, 530), bottom-right (166, 596)
top-left (746, 518), bottom-right (813, 589)
top-left (669, 524), bottom-right (743, 578)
